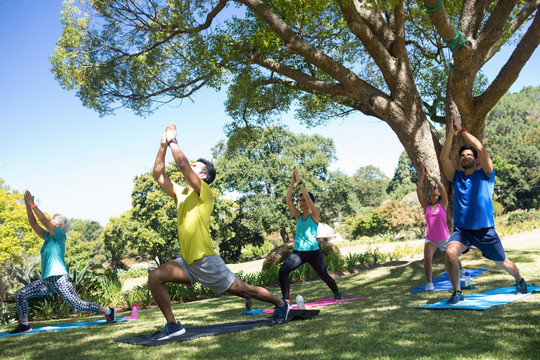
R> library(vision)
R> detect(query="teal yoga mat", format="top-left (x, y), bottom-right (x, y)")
top-left (417, 285), bottom-right (539, 310)
top-left (0, 317), bottom-right (134, 338)
top-left (410, 268), bottom-right (487, 293)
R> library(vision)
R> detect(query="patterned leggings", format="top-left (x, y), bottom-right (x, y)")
top-left (15, 275), bottom-right (101, 318)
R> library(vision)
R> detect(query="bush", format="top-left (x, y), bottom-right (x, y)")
top-left (240, 239), bottom-right (274, 261)
top-left (351, 211), bottom-right (390, 238)
top-left (507, 209), bottom-right (540, 224)
top-left (492, 201), bottom-right (504, 216)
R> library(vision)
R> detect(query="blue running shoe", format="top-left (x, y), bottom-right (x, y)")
top-left (515, 279), bottom-right (528, 294)
top-left (152, 321), bottom-right (186, 341)
top-left (273, 299), bottom-right (290, 324)
top-left (447, 291), bottom-right (464, 305)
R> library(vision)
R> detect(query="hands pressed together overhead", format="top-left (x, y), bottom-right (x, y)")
top-left (24, 191), bottom-right (35, 207)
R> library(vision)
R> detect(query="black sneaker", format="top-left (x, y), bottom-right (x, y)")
top-left (447, 291), bottom-right (465, 305)
top-left (273, 299), bottom-right (290, 324)
top-left (515, 279), bottom-right (528, 294)
top-left (105, 307), bottom-right (116, 322)
top-left (8, 322), bottom-right (31, 334)
top-left (334, 292), bottom-right (343, 301)
top-left (152, 321), bottom-right (186, 341)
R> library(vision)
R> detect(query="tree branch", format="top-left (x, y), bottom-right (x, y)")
top-left (475, 10), bottom-right (540, 116)
top-left (473, 0), bottom-right (519, 70)
top-left (461, 0), bottom-right (490, 38)
top-left (337, 0), bottom-right (397, 78)
top-left (423, 0), bottom-right (467, 45)
top-left (102, 0), bottom-right (229, 61)
top-left (481, 0), bottom-right (540, 65)
top-left (236, 0), bottom-right (375, 97)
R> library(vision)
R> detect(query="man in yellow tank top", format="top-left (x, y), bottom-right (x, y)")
top-left (148, 123), bottom-right (289, 341)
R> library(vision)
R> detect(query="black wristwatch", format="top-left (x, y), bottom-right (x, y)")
top-left (167, 138), bottom-right (178, 147)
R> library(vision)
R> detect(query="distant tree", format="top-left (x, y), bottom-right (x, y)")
top-left (318, 170), bottom-right (358, 225)
top-left (213, 126), bottom-right (341, 242)
top-left (484, 86), bottom-right (540, 209)
top-left (387, 151), bottom-right (418, 200)
top-left (352, 165), bottom-right (389, 207)
top-left (69, 219), bottom-right (102, 242)
top-left (491, 156), bottom-right (527, 211)
top-left (0, 181), bottom-right (41, 312)
top-left (218, 210), bottom-right (264, 263)
top-left (100, 211), bottom-right (140, 268)
top-left (65, 219), bottom-right (104, 266)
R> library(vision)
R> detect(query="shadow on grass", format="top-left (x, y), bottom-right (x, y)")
top-left (1, 248), bottom-right (538, 360)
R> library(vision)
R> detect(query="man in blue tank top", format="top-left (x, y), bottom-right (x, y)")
top-left (440, 114), bottom-right (528, 305)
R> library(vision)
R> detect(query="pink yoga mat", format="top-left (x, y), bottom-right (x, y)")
top-left (263, 297), bottom-right (364, 314)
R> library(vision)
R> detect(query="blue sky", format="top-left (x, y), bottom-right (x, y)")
top-left (1, 0), bottom-right (539, 226)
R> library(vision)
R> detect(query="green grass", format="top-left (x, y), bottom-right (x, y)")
top-left (1, 248), bottom-right (538, 360)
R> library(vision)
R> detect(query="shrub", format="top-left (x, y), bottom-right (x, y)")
top-left (351, 211), bottom-right (389, 238)
top-left (507, 209), bottom-right (540, 224)
top-left (492, 201), bottom-right (504, 216)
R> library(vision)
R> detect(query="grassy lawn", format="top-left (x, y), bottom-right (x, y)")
top-left (1, 247), bottom-right (538, 360)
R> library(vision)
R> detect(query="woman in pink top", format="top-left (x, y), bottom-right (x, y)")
top-left (417, 164), bottom-right (462, 290)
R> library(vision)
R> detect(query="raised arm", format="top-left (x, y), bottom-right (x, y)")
top-left (433, 175), bottom-right (448, 210)
top-left (165, 123), bottom-right (203, 195)
top-left (153, 129), bottom-right (178, 202)
top-left (295, 170), bottom-right (320, 223)
top-left (416, 165), bottom-right (428, 210)
top-left (440, 114), bottom-right (457, 182)
top-left (24, 191), bottom-right (48, 239)
top-left (453, 118), bottom-right (493, 177)
top-left (286, 170), bottom-right (301, 220)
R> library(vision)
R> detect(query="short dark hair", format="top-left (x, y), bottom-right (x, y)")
top-left (299, 191), bottom-right (315, 203)
top-left (196, 158), bottom-right (216, 185)
top-left (459, 145), bottom-right (478, 159)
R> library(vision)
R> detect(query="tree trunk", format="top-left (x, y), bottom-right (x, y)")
top-left (0, 275), bottom-right (7, 314)
top-left (280, 227), bottom-right (291, 244)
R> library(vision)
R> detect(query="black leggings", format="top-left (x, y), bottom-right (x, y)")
top-left (15, 275), bottom-right (101, 318)
top-left (279, 250), bottom-right (339, 300)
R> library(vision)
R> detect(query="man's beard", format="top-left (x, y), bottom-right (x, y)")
top-left (461, 161), bottom-right (475, 169)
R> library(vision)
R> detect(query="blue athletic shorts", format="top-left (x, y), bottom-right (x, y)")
top-left (448, 227), bottom-right (506, 262)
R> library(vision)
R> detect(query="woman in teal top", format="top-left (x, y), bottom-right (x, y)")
top-left (279, 169), bottom-right (341, 304)
top-left (9, 191), bottom-right (115, 334)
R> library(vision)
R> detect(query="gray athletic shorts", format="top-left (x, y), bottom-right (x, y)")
top-left (425, 238), bottom-right (448, 252)
top-left (173, 254), bottom-right (237, 294)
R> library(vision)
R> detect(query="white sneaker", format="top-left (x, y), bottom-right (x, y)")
top-left (425, 283), bottom-right (435, 291)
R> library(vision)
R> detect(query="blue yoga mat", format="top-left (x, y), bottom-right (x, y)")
top-left (0, 317), bottom-right (135, 338)
top-left (417, 285), bottom-right (539, 310)
top-left (410, 268), bottom-right (488, 293)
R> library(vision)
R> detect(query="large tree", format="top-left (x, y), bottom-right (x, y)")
top-left (51, 0), bottom-right (539, 184)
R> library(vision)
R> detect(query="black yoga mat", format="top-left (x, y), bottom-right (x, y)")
top-left (114, 309), bottom-right (319, 346)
